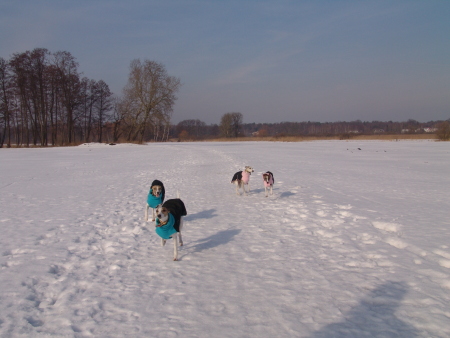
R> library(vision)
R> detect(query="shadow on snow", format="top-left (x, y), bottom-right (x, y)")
top-left (310, 281), bottom-right (419, 337)
top-left (189, 229), bottom-right (241, 253)
top-left (280, 191), bottom-right (296, 198)
top-left (184, 209), bottom-right (218, 221)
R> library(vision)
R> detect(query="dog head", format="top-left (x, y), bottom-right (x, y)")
top-left (151, 185), bottom-right (162, 198)
top-left (262, 172), bottom-right (271, 183)
top-left (155, 204), bottom-right (169, 225)
top-left (244, 166), bottom-right (254, 174)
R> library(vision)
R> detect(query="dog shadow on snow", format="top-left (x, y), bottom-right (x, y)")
top-left (189, 229), bottom-right (241, 253)
top-left (309, 281), bottom-right (419, 337)
top-left (184, 209), bottom-right (218, 221)
top-left (250, 188), bottom-right (266, 194)
top-left (279, 191), bottom-right (296, 198)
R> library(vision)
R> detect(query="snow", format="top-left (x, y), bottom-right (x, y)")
top-left (1, 140), bottom-right (449, 337)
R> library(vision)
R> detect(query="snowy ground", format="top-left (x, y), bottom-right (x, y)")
top-left (1, 140), bottom-right (449, 337)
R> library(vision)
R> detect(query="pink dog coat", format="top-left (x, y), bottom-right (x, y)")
top-left (263, 172), bottom-right (274, 187)
top-left (241, 171), bottom-right (250, 184)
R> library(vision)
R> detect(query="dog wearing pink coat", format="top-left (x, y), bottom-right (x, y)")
top-left (262, 171), bottom-right (275, 197)
top-left (231, 166), bottom-right (254, 195)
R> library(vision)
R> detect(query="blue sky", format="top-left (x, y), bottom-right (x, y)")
top-left (1, 0), bottom-right (449, 124)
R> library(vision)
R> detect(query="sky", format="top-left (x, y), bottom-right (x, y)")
top-left (1, 0), bottom-right (449, 124)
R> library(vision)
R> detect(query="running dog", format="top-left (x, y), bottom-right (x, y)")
top-left (154, 197), bottom-right (187, 261)
top-left (262, 171), bottom-right (275, 197)
top-left (145, 180), bottom-right (165, 222)
top-left (231, 166), bottom-right (254, 195)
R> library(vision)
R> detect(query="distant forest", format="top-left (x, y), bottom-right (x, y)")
top-left (173, 118), bottom-right (445, 141)
top-left (1, 48), bottom-right (448, 147)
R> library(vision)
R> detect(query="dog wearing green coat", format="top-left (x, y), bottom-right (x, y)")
top-left (155, 197), bottom-right (187, 261)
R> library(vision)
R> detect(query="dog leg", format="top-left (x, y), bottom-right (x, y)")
top-left (178, 218), bottom-right (184, 246)
top-left (161, 238), bottom-right (166, 246)
top-left (145, 204), bottom-right (149, 221)
top-left (173, 234), bottom-right (179, 261)
top-left (151, 208), bottom-right (156, 222)
top-left (235, 182), bottom-right (240, 195)
top-left (270, 185), bottom-right (273, 195)
top-left (265, 186), bottom-right (268, 197)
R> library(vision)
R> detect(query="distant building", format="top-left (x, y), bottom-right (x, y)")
top-left (373, 129), bottom-right (385, 134)
top-left (424, 128), bottom-right (438, 133)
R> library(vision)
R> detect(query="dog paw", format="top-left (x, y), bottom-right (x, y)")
top-left (179, 242), bottom-right (183, 246)
top-left (173, 258), bottom-right (178, 261)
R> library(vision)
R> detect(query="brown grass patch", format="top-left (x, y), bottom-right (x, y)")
top-left (351, 134), bottom-right (437, 141)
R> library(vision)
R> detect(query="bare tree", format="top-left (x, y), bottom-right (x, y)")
top-left (220, 113), bottom-right (232, 137)
top-left (436, 121), bottom-right (450, 141)
top-left (176, 119), bottom-right (207, 139)
top-left (120, 59), bottom-right (181, 143)
top-left (94, 80), bottom-right (113, 143)
top-left (230, 112), bottom-right (243, 137)
top-left (110, 95), bottom-right (124, 142)
top-left (220, 112), bottom-right (243, 137)
top-left (53, 51), bottom-right (81, 144)
top-left (0, 57), bottom-right (14, 147)
top-left (79, 77), bottom-right (98, 142)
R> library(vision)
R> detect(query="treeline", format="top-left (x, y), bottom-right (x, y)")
top-left (174, 118), bottom-right (447, 140)
top-left (0, 48), bottom-right (116, 147)
top-left (0, 49), bottom-right (180, 147)
top-left (242, 119), bottom-right (442, 137)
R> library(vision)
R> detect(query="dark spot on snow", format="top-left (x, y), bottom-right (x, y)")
top-left (280, 191), bottom-right (296, 198)
top-left (26, 316), bottom-right (44, 327)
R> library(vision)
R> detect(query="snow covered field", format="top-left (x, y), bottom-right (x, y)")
top-left (1, 140), bottom-right (449, 337)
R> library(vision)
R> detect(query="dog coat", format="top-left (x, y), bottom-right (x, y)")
top-left (231, 171), bottom-right (250, 184)
top-left (147, 194), bottom-right (163, 208)
top-left (155, 213), bottom-right (177, 239)
top-left (241, 171), bottom-right (250, 184)
top-left (147, 179), bottom-right (165, 208)
top-left (263, 171), bottom-right (274, 187)
top-left (154, 198), bottom-right (187, 240)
